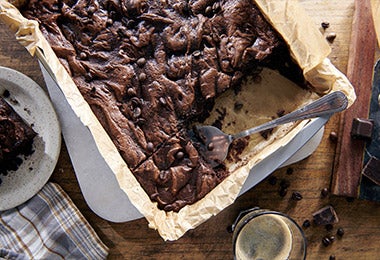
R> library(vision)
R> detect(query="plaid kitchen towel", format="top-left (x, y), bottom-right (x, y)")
top-left (0, 182), bottom-right (108, 259)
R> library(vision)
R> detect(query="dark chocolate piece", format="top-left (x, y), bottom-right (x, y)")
top-left (362, 156), bottom-right (380, 186)
top-left (312, 205), bottom-right (339, 226)
top-left (351, 118), bottom-right (374, 140)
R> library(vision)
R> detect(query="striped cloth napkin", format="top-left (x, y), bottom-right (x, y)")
top-left (0, 182), bottom-right (108, 259)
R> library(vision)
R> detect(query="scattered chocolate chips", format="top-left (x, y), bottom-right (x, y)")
top-left (322, 236), bottom-right (332, 247)
top-left (260, 128), bottom-right (273, 139)
top-left (329, 131), bottom-right (338, 142)
top-left (146, 142), bottom-right (154, 153)
top-left (2, 89), bottom-right (10, 98)
top-left (321, 187), bottom-right (329, 198)
top-left (268, 175), bottom-right (277, 185)
top-left (176, 151), bottom-right (184, 160)
top-left (302, 219), bottom-right (311, 228)
top-left (291, 191), bottom-right (303, 201)
top-left (138, 72), bottom-right (147, 82)
top-left (312, 205), bottom-right (339, 226)
top-left (127, 87), bottom-right (137, 96)
top-left (351, 118), bottom-right (374, 140)
top-left (280, 179), bottom-right (290, 189)
top-left (326, 32), bottom-right (337, 43)
top-left (337, 227), bottom-right (345, 237)
top-left (286, 167), bottom-right (293, 175)
top-left (136, 57), bottom-right (146, 67)
top-left (362, 156), bottom-right (380, 185)
top-left (79, 52), bottom-right (87, 59)
top-left (279, 187), bottom-right (288, 197)
top-left (321, 21), bottom-right (330, 29)
top-left (234, 101), bottom-right (244, 111)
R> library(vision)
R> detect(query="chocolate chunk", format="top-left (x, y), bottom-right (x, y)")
top-left (291, 191), bottom-right (303, 201)
top-left (321, 22), bottom-right (330, 29)
top-left (362, 156), bottom-right (380, 185)
top-left (351, 118), bottom-right (374, 140)
top-left (326, 32), bottom-right (337, 43)
top-left (312, 205), bottom-right (339, 226)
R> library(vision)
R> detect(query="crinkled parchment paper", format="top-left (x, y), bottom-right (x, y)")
top-left (0, 0), bottom-right (355, 241)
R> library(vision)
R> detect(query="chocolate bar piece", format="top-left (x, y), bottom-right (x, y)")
top-left (312, 205), bottom-right (339, 226)
top-left (362, 156), bottom-right (380, 186)
top-left (351, 118), bottom-right (374, 140)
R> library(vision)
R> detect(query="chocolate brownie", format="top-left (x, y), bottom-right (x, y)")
top-left (20, 0), bottom-right (304, 211)
top-left (0, 96), bottom-right (36, 175)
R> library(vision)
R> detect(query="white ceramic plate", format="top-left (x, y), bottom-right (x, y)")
top-left (0, 66), bottom-right (61, 211)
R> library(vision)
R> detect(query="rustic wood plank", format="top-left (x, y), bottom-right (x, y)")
top-left (331, 0), bottom-right (377, 197)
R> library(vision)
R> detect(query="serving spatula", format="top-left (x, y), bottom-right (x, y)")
top-left (193, 91), bottom-right (348, 166)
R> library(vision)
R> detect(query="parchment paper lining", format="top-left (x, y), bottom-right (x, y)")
top-left (0, 0), bottom-right (355, 241)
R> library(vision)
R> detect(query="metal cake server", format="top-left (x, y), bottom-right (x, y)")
top-left (194, 91), bottom-right (348, 166)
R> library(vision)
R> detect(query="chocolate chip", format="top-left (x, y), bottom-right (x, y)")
top-left (321, 187), bottom-right (329, 198)
top-left (351, 118), bottom-right (374, 140)
top-left (193, 50), bottom-right (201, 58)
top-left (147, 142), bottom-right (154, 152)
top-left (133, 107), bottom-right (141, 118)
top-left (2, 89), bottom-right (10, 98)
top-left (127, 87), bottom-right (137, 96)
top-left (234, 102), bottom-right (244, 111)
top-left (205, 6), bottom-right (212, 16)
top-left (291, 191), bottom-right (303, 201)
top-left (176, 151), bottom-right (184, 160)
top-left (159, 97), bottom-right (167, 106)
top-left (280, 179), bottom-right (290, 189)
top-left (326, 32), bottom-right (337, 43)
top-left (329, 255), bottom-right (336, 260)
top-left (279, 187), bottom-right (288, 197)
top-left (329, 235), bottom-right (336, 242)
top-left (337, 227), bottom-right (345, 237)
top-left (268, 176), bottom-right (277, 185)
top-left (286, 167), bottom-right (293, 175)
top-left (137, 57), bottom-right (146, 67)
top-left (277, 109), bottom-right (285, 117)
top-left (139, 72), bottom-right (147, 82)
top-left (79, 52), bottom-right (87, 60)
top-left (329, 131), bottom-right (338, 142)
top-left (302, 219), bottom-right (311, 228)
top-left (322, 236), bottom-right (332, 247)
top-left (321, 21), bottom-right (330, 29)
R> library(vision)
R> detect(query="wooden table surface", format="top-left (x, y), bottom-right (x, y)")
top-left (1, 1), bottom-right (380, 259)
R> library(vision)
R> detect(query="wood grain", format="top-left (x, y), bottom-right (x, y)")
top-left (2, 1), bottom-right (380, 259)
top-left (331, 0), bottom-right (377, 197)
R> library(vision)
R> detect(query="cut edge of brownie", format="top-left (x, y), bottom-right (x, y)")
top-left (0, 95), bottom-right (37, 175)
